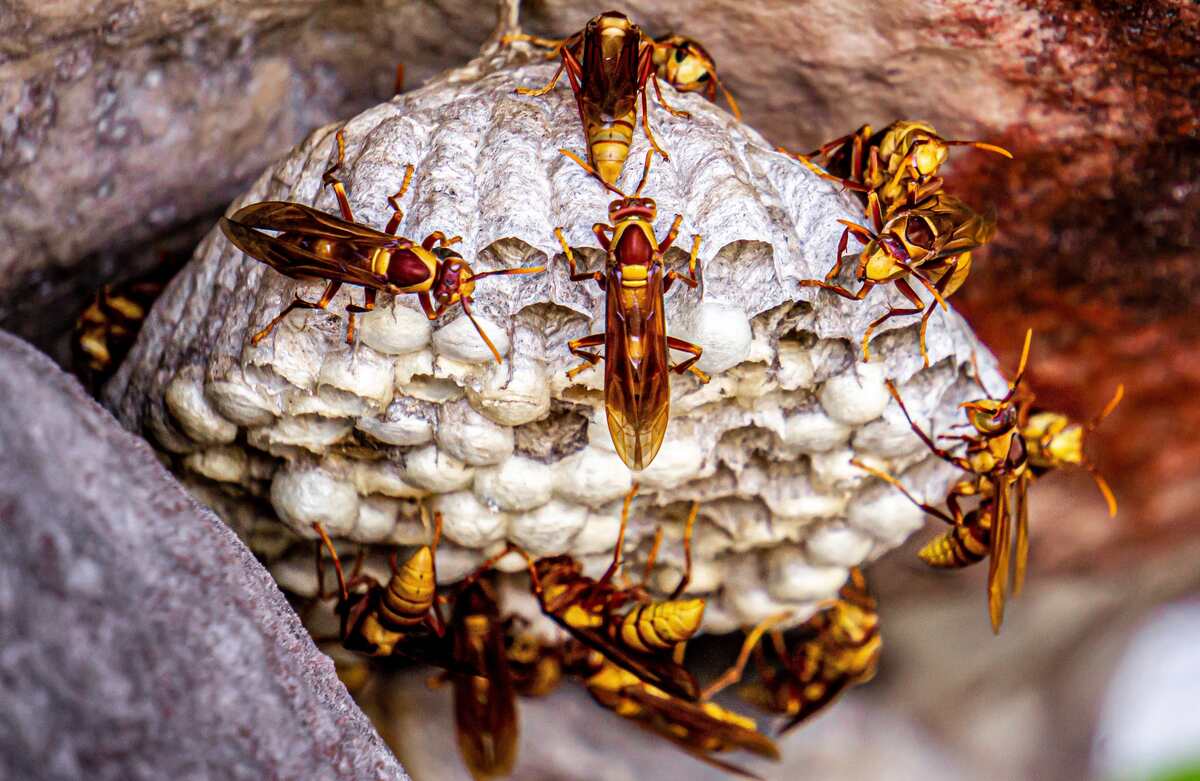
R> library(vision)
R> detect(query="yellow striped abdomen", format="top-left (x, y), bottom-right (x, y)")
top-left (587, 109), bottom-right (636, 185)
top-left (918, 522), bottom-right (989, 569)
top-left (619, 599), bottom-right (705, 653)
top-left (379, 546), bottom-right (436, 627)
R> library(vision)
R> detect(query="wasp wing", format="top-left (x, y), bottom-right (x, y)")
top-left (452, 583), bottom-right (519, 780)
top-left (987, 473), bottom-right (1013, 633)
top-left (604, 266), bottom-right (671, 471)
top-left (548, 615), bottom-right (700, 701)
top-left (229, 201), bottom-right (400, 245)
top-left (220, 214), bottom-right (395, 291)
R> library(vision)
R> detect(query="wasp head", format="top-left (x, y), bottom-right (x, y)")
top-left (609, 196), bottom-right (657, 222)
top-left (655, 36), bottom-right (716, 93)
top-left (910, 138), bottom-right (950, 177)
top-left (432, 248), bottom-right (475, 306)
top-left (962, 398), bottom-right (1018, 436)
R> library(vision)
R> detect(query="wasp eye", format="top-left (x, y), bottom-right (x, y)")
top-left (675, 48), bottom-right (686, 62)
top-left (697, 71), bottom-right (711, 82)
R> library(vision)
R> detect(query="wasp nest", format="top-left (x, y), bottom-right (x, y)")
top-left (105, 44), bottom-right (1004, 635)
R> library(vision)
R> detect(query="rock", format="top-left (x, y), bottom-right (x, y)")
top-left (0, 331), bottom-right (406, 781)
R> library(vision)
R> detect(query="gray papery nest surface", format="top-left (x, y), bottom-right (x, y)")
top-left (105, 41), bottom-right (1005, 635)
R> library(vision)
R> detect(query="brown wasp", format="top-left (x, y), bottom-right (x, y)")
top-left (651, 34), bottom-right (741, 119)
top-left (856, 330), bottom-right (1036, 632)
top-left (575, 653), bottom-right (779, 778)
top-left (555, 150), bottom-right (707, 470)
top-left (507, 12), bottom-right (690, 185)
top-left (782, 120), bottom-right (1011, 219)
top-left (1020, 384), bottom-right (1125, 516)
top-left (800, 189), bottom-right (996, 366)
top-left (220, 129), bottom-right (543, 362)
top-left (705, 568), bottom-right (881, 734)
top-left (313, 512), bottom-right (446, 657)
top-left (448, 578), bottom-right (519, 781)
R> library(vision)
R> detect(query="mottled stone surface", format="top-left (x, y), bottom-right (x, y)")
top-left (0, 331), bottom-right (406, 781)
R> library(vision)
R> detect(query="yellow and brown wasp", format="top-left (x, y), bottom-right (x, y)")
top-left (480, 484), bottom-right (705, 701)
top-left (555, 150), bottom-right (707, 470)
top-left (508, 12), bottom-right (690, 185)
top-left (74, 278), bottom-right (166, 386)
top-left (800, 189), bottom-right (996, 366)
top-left (574, 652), bottom-right (779, 778)
top-left (313, 515), bottom-right (446, 657)
top-left (220, 130), bottom-right (543, 362)
top-left (857, 330), bottom-right (1037, 632)
top-left (1020, 384), bottom-right (1125, 516)
top-left (783, 120), bottom-right (1011, 219)
top-left (449, 578), bottom-right (519, 781)
top-left (705, 568), bottom-right (881, 734)
top-left (651, 34), bottom-right (741, 119)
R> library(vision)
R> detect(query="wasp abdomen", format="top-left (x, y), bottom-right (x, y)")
top-left (619, 598), bottom-right (705, 653)
top-left (379, 545), bottom-right (436, 626)
top-left (917, 522), bottom-right (988, 569)
top-left (588, 112), bottom-right (635, 185)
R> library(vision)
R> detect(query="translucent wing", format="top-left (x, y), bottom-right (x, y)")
top-left (603, 266), bottom-right (671, 470)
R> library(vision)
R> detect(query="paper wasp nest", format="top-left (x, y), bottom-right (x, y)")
top-left (105, 44), bottom-right (1005, 635)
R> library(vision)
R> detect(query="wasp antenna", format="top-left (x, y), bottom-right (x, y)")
top-left (1007, 328), bottom-right (1034, 395)
top-left (1085, 462), bottom-right (1119, 517)
top-left (460, 297), bottom-right (503, 364)
top-left (466, 266), bottom-right (546, 282)
top-left (633, 148), bottom-right (656, 196)
top-left (1088, 384), bottom-right (1125, 432)
top-left (313, 522), bottom-right (349, 602)
top-left (944, 139), bottom-right (1014, 159)
top-left (559, 148), bottom-right (628, 197)
top-left (715, 75), bottom-right (742, 120)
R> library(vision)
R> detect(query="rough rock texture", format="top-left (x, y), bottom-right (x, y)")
top-left (0, 330), bottom-right (406, 781)
top-left (103, 39), bottom-right (1006, 633)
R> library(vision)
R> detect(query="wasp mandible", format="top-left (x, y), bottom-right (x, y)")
top-left (221, 130), bottom-right (544, 362)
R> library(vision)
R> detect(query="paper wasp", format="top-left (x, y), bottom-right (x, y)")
top-left (312, 513), bottom-right (446, 657)
top-left (74, 278), bottom-right (166, 386)
top-left (507, 12), bottom-right (690, 185)
top-left (705, 568), bottom-right (881, 734)
top-left (783, 120), bottom-right (1011, 219)
top-left (651, 34), bottom-right (741, 119)
top-left (220, 129), bottom-right (543, 362)
top-left (449, 578), bottom-right (519, 781)
top-left (856, 330), bottom-right (1036, 633)
top-left (576, 653), bottom-right (779, 778)
top-left (800, 190), bottom-right (996, 366)
top-left (478, 484), bottom-right (704, 701)
top-left (555, 150), bottom-right (707, 470)
top-left (1020, 384), bottom-right (1125, 516)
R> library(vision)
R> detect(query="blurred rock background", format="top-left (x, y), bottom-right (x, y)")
top-left (2, 0), bottom-right (1196, 779)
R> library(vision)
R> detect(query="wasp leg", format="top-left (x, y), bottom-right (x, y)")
top-left (651, 73), bottom-right (691, 119)
top-left (591, 223), bottom-right (614, 252)
top-left (799, 278), bottom-right (875, 301)
top-left (565, 333), bottom-right (605, 379)
top-left (421, 231), bottom-right (463, 251)
top-left (668, 502), bottom-right (699, 600)
top-left (343, 288), bottom-right (378, 345)
top-left (384, 165), bottom-right (415, 235)
top-left (666, 336), bottom-right (709, 383)
top-left (501, 32), bottom-right (566, 56)
top-left (782, 148), bottom-right (872, 194)
top-left (850, 458), bottom-right (958, 526)
top-left (659, 214), bottom-right (683, 252)
top-left (251, 281), bottom-right (342, 345)
top-left (664, 234), bottom-right (702, 291)
top-left (701, 612), bottom-right (792, 700)
top-left (861, 277), bottom-right (925, 363)
top-left (322, 130), bottom-right (356, 222)
top-left (556, 228), bottom-right (604, 285)
top-left (886, 380), bottom-right (973, 471)
top-left (516, 59), bottom-right (566, 96)
top-left (600, 482), bottom-right (639, 585)
top-left (639, 85), bottom-right (670, 161)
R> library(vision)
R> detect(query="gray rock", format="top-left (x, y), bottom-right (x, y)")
top-left (0, 330), bottom-right (406, 781)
